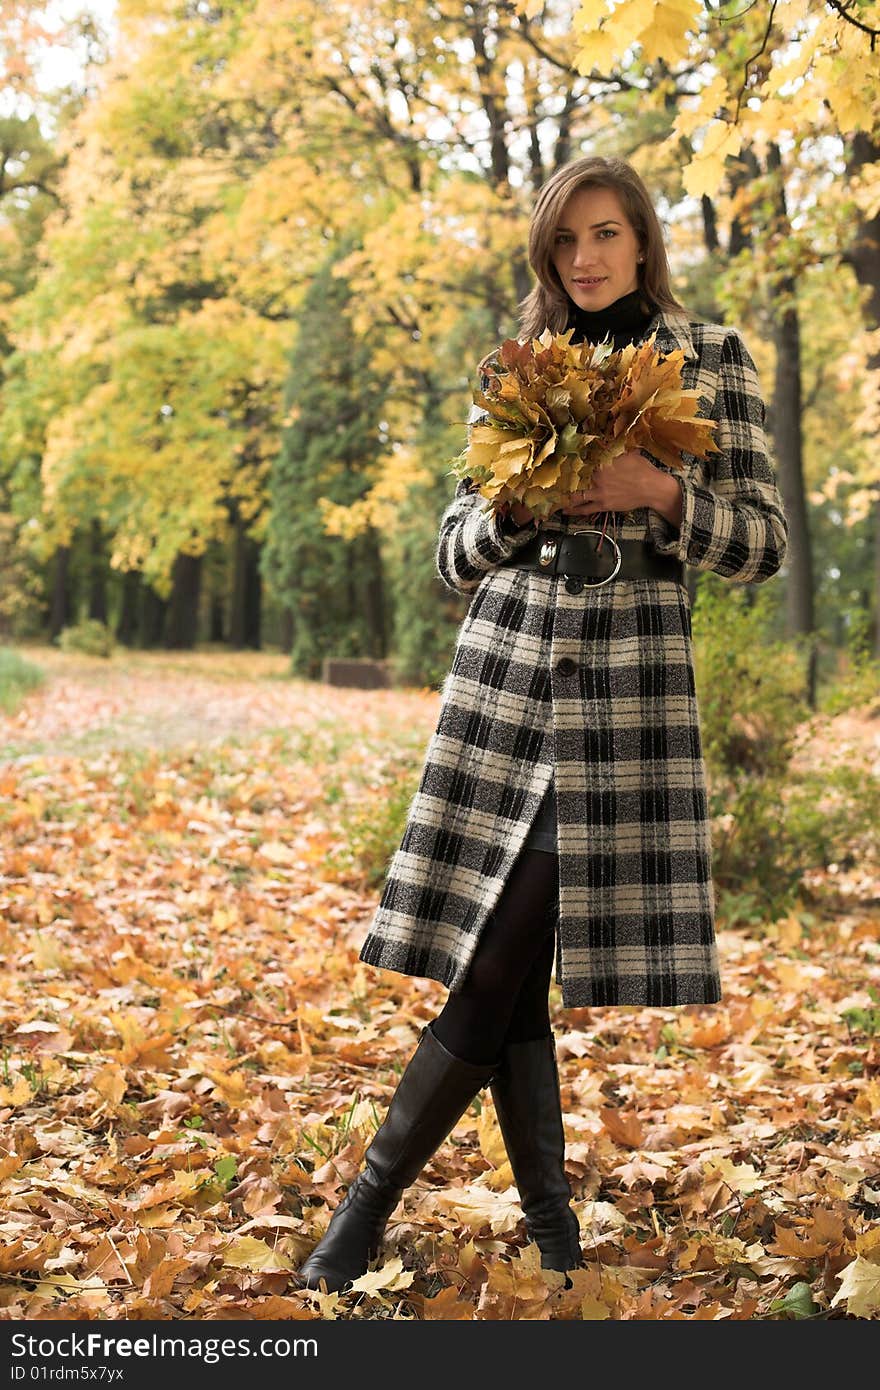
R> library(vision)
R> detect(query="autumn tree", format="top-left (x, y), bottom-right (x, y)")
top-left (566, 0), bottom-right (880, 670)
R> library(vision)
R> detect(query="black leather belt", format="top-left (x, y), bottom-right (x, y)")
top-left (500, 526), bottom-right (685, 587)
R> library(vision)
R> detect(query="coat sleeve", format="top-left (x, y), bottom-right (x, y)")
top-left (435, 386), bottom-right (539, 595)
top-left (645, 327), bottom-right (789, 584)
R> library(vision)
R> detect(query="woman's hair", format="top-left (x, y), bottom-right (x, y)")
top-left (515, 155), bottom-right (688, 343)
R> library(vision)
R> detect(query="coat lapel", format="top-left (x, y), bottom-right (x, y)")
top-left (647, 306), bottom-right (699, 362)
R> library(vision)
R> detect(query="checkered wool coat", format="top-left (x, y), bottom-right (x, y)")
top-left (359, 307), bottom-right (789, 1008)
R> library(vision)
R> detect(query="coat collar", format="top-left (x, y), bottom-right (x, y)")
top-left (647, 305), bottom-right (698, 361)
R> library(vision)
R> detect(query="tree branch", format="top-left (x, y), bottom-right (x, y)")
top-left (729, 0), bottom-right (779, 125)
top-left (825, 0), bottom-right (880, 49)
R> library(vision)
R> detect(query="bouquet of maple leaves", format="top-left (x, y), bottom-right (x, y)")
top-left (452, 327), bottom-right (721, 533)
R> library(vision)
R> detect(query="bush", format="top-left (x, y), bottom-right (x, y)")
top-left (58, 619), bottom-right (115, 658)
top-left (0, 646), bottom-right (46, 715)
top-left (693, 578), bottom-right (810, 783)
top-left (782, 761), bottom-right (880, 877)
top-left (691, 577), bottom-right (878, 925)
top-left (817, 606), bottom-right (880, 717)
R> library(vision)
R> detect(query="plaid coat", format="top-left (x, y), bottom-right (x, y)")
top-left (359, 307), bottom-right (789, 1008)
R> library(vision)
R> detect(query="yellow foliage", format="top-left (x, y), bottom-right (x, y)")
top-left (318, 446), bottom-right (430, 539)
top-left (571, 0), bottom-right (880, 196)
top-left (681, 120), bottom-right (743, 200)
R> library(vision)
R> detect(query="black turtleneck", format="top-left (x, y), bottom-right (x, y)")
top-left (566, 286), bottom-right (656, 350)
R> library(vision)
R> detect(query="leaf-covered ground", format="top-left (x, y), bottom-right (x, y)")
top-left (1, 648), bottom-right (879, 1321)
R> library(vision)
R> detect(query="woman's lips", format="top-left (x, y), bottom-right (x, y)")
top-left (574, 277), bottom-right (606, 286)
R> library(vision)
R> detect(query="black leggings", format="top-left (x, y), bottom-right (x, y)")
top-left (431, 845), bottom-right (560, 1065)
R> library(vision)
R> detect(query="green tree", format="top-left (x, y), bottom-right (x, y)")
top-left (263, 242), bottom-right (390, 678)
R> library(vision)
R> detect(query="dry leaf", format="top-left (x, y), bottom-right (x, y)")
top-left (456, 329), bottom-right (719, 518)
top-left (221, 1236), bottom-right (294, 1273)
top-left (830, 1256), bottom-right (880, 1317)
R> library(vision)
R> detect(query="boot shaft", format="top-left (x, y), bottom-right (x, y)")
top-left (366, 1022), bottom-right (497, 1189)
top-left (490, 1032), bottom-right (573, 1208)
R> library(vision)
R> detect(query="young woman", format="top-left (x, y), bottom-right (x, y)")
top-left (294, 154), bottom-right (789, 1294)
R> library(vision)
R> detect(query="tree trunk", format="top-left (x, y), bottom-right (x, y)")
top-left (728, 147), bottom-right (761, 258)
top-left (361, 527), bottom-right (387, 658)
top-left (229, 505), bottom-right (262, 648)
top-left (116, 570), bottom-right (140, 646)
top-left (209, 590), bottom-right (225, 642)
top-left (842, 131), bottom-right (880, 657)
top-left (165, 551), bottom-right (201, 649)
top-left (87, 519), bottom-right (108, 624)
top-left (243, 534), bottom-right (262, 648)
top-left (142, 586), bottom-right (167, 646)
top-left (701, 192), bottom-right (719, 254)
top-left (49, 545), bottom-right (72, 642)
top-left (766, 142), bottom-right (815, 695)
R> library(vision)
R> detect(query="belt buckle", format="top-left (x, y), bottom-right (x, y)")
top-left (538, 537), bottom-right (559, 570)
top-left (563, 526), bottom-right (622, 588)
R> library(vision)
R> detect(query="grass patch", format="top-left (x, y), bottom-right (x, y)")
top-left (0, 645), bottom-right (46, 715)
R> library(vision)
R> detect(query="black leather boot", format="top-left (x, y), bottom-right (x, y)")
top-left (490, 1032), bottom-right (584, 1273)
top-left (294, 1021), bottom-right (497, 1292)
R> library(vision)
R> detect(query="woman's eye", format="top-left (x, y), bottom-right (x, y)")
top-left (554, 230), bottom-right (617, 242)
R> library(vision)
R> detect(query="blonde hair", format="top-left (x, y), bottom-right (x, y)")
top-left (515, 155), bottom-right (688, 344)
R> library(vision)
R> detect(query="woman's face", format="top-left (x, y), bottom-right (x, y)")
top-left (550, 185), bottom-right (643, 312)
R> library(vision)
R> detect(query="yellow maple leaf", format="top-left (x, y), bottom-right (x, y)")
top-left (0, 1075), bottom-right (34, 1107)
top-left (729, 1059), bottom-right (774, 1091)
top-left (345, 1255), bottom-right (414, 1295)
top-left (222, 1235), bottom-right (293, 1273)
top-left (32, 1274), bottom-right (106, 1299)
top-left (204, 1067), bottom-right (251, 1108)
top-left (137, 1169), bottom-right (204, 1210)
top-left (430, 1184), bottom-right (524, 1235)
top-left (855, 1078), bottom-right (880, 1118)
top-left (702, 1157), bottom-right (765, 1194)
top-left (574, 30), bottom-right (626, 73)
top-left (830, 1256), bottom-right (880, 1318)
top-left (611, 1151), bottom-right (675, 1187)
top-left (638, 0), bottom-right (702, 65)
top-left (477, 1105), bottom-right (509, 1170)
top-left (764, 29), bottom-right (820, 97)
top-left (573, 0), bottom-right (612, 28)
top-left (92, 1064), bottom-right (127, 1104)
top-left (775, 959), bottom-right (823, 992)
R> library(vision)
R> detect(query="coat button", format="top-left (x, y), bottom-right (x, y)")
top-left (564, 576), bottom-right (584, 594)
top-left (556, 656), bottom-right (577, 676)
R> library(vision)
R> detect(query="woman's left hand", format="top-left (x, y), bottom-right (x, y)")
top-left (560, 449), bottom-right (663, 518)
